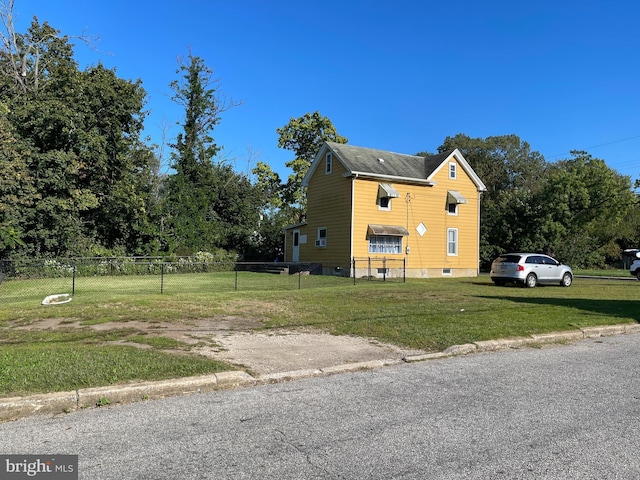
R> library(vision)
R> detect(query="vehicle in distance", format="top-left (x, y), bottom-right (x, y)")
top-left (622, 249), bottom-right (640, 280)
top-left (490, 253), bottom-right (573, 288)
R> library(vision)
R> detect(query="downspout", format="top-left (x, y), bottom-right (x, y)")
top-left (350, 175), bottom-right (357, 276)
top-left (477, 190), bottom-right (482, 275)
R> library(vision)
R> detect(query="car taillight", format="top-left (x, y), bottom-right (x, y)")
top-left (517, 265), bottom-right (525, 271)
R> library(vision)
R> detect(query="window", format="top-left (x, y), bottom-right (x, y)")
top-left (369, 235), bottom-right (402, 254)
top-left (446, 190), bottom-right (466, 215)
top-left (325, 153), bottom-right (333, 175)
top-left (377, 183), bottom-right (398, 211)
top-left (447, 228), bottom-right (458, 256)
top-left (315, 227), bottom-right (327, 247)
top-left (449, 162), bottom-right (457, 179)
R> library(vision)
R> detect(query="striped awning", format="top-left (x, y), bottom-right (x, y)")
top-left (378, 183), bottom-right (400, 198)
top-left (447, 190), bottom-right (467, 204)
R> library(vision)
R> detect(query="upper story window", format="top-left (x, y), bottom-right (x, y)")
top-left (446, 190), bottom-right (466, 216)
top-left (449, 162), bottom-right (457, 180)
top-left (377, 183), bottom-right (399, 211)
top-left (325, 153), bottom-right (333, 175)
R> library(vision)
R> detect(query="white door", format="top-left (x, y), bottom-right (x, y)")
top-left (292, 230), bottom-right (300, 262)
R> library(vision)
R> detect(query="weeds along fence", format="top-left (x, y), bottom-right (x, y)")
top-left (0, 256), bottom-right (406, 304)
top-left (0, 257), bottom-right (349, 304)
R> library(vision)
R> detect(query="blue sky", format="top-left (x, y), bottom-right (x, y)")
top-left (12, 0), bottom-right (640, 186)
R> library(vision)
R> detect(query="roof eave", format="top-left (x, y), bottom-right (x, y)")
top-left (345, 171), bottom-right (436, 186)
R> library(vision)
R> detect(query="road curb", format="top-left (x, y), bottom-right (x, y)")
top-left (2, 323), bottom-right (638, 422)
top-left (403, 323), bottom-right (640, 362)
top-left (0, 371), bottom-right (255, 423)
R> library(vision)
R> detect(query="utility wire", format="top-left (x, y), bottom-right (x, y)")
top-left (548, 134), bottom-right (640, 159)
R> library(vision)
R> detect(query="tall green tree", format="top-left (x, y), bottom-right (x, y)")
top-left (0, 13), bottom-right (157, 257)
top-left (248, 160), bottom-right (292, 260)
top-left (0, 103), bottom-right (35, 254)
top-left (538, 151), bottom-right (636, 267)
top-left (1, 18), bottom-right (98, 256)
top-left (162, 52), bottom-right (261, 256)
top-left (276, 111), bottom-right (347, 219)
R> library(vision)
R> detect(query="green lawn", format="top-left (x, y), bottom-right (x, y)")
top-left (0, 273), bottom-right (638, 397)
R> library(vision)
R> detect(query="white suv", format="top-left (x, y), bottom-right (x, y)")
top-left (490, 253), bottom-right (573, 288)
top-left (623, 249), bottom-right (640, 280)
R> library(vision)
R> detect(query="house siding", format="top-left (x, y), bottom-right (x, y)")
top-left (352, 157), bottom-right (480, 277)
top-left (291, 156), bottom-right (353, 270)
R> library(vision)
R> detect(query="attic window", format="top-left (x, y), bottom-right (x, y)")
top-left (325, 152), bottom-right (333, 174)
top-left (449, 162), bottom-right (457, 179)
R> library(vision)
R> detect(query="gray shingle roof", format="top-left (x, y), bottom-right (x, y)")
top-left (326, 142), bottom-right (453, 180)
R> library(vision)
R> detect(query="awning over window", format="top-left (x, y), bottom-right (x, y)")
top-left (378, 183), bottom-right (400, 198)
top-left (447, 190), bottom-right (467, 204)
top-left (367, 224), bottom-right (409, 236)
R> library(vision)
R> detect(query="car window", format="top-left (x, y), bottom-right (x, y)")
top-left (525, 256), bottom-right (542, 264)
top-left (496, 255), bottom-right (521, 263)
top-left (542, 257), bottom-right (557, 265)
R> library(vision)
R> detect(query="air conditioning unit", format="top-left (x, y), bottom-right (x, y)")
top-left (315, 239), bottom-right (326, 247)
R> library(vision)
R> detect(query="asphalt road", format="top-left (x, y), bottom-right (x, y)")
top-left (2, 334), bottom-right (640, 479)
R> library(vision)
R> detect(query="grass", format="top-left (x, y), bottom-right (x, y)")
top-left (574, 268), bottom-right (632, 278)
top-left (0, 272), bottom-right (638, 397)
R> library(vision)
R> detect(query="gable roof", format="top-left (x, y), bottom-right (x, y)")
top-left (302, 142), bottom-right (486, 191)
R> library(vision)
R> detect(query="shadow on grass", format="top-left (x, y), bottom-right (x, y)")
top-left (478, 295), bottom-right (640, 323)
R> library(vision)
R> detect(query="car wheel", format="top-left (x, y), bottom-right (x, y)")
top-left (561, 272), bottom-right (572, 287)
top-left (525, 273), bottom-right (537, 288)
top-left (636, 271), bottom-right (640, 281)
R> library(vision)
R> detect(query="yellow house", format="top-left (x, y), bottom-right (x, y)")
top-left (284, 142), bottom-right (486, 278)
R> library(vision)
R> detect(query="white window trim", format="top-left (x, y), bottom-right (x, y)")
top-left (368, 235), bottom-right (403, 254)
top-left (315, 227), bottom-right (327, 248)
top-left (447, 202), bottom-right (458, 215)
top-left (325, 153), bottom-right (333, 175)
top-left (378, 196), bottom-right (392, 211)
top-left (449, 162), bottom-right (457, 180)
top-left (447, 228), bottom-right (458, 256)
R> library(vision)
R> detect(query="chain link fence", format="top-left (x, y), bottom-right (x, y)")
top-left (351, 257), bottom-right (406, 283)
top-left (0, 256), bottom-right (406, 304)
top-left (0, 258), bottom-right (353, 304)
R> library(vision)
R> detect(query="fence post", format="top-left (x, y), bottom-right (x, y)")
top-left (403, 257), bottom-right (406, 283)
top-left (298, 271), bottom-right (301, 290)
top-left (161, 263), bottom-right (164, 294)
top-left (368, 257), bottom-right (371, 280)
top-left (72, 263), bottom-right (76, 296)
top-left (352, 258), bottom-right (356, 285)
top-left (383, 257), bottom-right (387, 282)
top-left (235, 269), bottom-right (238, 291)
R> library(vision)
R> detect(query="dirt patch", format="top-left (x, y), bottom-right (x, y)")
top-left (203, 330), bottom-right (424, 375)
top-left (9, 317), bottom-right (425, 376)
